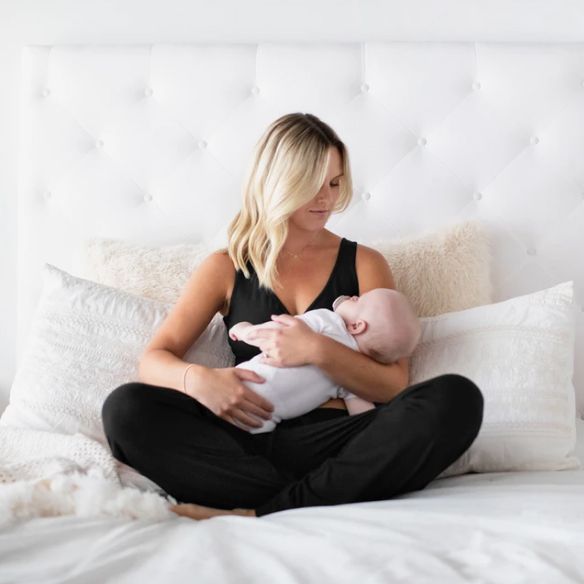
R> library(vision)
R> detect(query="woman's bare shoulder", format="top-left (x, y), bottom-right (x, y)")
top-left (354, 243), bottom-right (396, 292)
top-left (209, 247), bottom-right (232, 261)
top-left (206, 248), bottom-right (236, 279)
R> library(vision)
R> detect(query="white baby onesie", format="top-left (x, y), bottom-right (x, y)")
top-left (235, 308), bottom-right (364, 434)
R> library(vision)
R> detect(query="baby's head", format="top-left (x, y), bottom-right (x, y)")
top-left (332, 288), bottom-right (421, 364)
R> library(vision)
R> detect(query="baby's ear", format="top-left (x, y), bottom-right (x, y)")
top-left (350, 320), bottom-right (367, 334)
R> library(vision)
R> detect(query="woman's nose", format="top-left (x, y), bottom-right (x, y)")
top-left (317, 186), bottom-right (336, 200)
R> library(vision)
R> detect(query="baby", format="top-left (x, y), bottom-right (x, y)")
top-left (228, 287), bottom-right (422, 434)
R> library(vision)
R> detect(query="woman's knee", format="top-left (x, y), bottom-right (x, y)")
top-left (101, 382), bottom-right (154, 441)
top-left (433, 373), bottom-right (484, 433)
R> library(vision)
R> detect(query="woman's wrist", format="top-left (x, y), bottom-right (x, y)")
top-left (182, 362), bottom-right (208, 397)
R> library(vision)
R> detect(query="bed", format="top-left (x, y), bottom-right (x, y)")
top-left (1, 418), bottom-right (584, 583)
top-left (2, 43), bottom-right (584, 582)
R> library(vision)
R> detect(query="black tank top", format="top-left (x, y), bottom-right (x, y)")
top-left (223, 237), bottom-right (360, 366)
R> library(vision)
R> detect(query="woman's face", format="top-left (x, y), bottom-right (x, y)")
top-left (287, 147), bottom-right (343, 232)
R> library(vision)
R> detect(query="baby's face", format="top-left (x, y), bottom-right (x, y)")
top-left (333, 292), bottom-right (375, 320)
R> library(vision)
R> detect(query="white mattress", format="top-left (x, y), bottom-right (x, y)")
top-left (2, 420), bottom-right (584, 584)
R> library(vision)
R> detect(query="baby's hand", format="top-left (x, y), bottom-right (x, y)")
top-left (229, 322), bottom-right (252, 342)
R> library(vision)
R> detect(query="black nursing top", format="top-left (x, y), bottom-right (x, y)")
top-left (223, 237), bottom-right (360, 366)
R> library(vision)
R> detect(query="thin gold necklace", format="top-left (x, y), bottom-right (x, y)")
top-left (281, 234), bottom-right (320, 260)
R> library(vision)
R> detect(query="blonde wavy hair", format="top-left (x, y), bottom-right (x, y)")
top-left (224, 113), bottom-right (354, 291)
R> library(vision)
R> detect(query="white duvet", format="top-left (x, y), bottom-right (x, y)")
top-left (1, 422), bottom-right (584, 583)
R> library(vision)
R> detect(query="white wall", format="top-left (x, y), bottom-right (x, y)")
top-left (1, 0), bottom-right (584, 412)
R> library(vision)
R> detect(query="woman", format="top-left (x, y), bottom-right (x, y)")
top-left (101, 113), bottom-right (484, 520)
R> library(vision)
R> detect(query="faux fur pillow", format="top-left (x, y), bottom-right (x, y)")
top-left (81, 220), bottom-right (493, 317)
top-left (366, 219), bottom-right (493, 317)
top-left (80, 240), bottom-right (211, 304)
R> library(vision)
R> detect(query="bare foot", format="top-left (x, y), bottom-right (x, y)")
top-left (170, 503), bottom-right (256, 520)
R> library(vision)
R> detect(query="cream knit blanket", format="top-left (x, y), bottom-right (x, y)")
top-left (0, 426), bottom-right (176, 526)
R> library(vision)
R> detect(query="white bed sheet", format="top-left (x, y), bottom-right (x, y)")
top-left (2, 420), bottom-right (584, 584)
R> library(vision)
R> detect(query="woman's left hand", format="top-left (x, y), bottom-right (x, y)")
top-left (246, 314), bottom-right (321, 367)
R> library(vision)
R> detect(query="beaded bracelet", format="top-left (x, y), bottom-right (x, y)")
top-left (183, 363), bottom-right (197, 394)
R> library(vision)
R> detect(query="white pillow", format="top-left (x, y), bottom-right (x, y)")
top-left (0, 264), bottom-right (234, 448)
top-left (412, 280), bottom-right (581, 479)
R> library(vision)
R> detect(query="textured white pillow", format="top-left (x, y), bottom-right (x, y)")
top-left (80, 219), bottom-right (493, 316)
top-left (0, 264), bottom-right (234, 448)
top-left (412, 280), bottom-right (581, 478)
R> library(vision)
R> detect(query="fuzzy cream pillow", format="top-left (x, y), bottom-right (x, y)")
top-left (367, 220), bottom-right (493, 317)
top-left (81, 220), bottom-right (492, 316)
top-left (80, 240), bottom-right (212, 304)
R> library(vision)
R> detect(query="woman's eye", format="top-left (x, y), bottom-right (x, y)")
top-left (331, 183), bottom-right (340, 188)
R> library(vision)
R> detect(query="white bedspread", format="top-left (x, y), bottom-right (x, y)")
top-left (1, 420), bottom-right (584, 584)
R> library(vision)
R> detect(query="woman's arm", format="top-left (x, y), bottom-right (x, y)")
top-left (312, 336), bottom-right (408, 403)
top-left (138, 251), bottom-right (274, 429)
top-left (139, 251), bottom-right (231, 393)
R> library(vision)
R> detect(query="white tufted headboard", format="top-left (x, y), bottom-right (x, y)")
top-left (17, 42), bottom-right (583, 413)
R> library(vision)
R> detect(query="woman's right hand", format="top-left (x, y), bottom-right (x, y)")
top-left (188, 367), bottom-right (274, 431)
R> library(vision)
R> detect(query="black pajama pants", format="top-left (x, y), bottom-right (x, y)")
top-left (101, 373), bottom-right (484, 517)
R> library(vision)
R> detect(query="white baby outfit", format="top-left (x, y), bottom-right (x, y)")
top-left (235, 308), bottom-right (361, 434)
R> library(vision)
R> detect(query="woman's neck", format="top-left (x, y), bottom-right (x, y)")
top-left (282, 229), bottom-right (328, 254)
